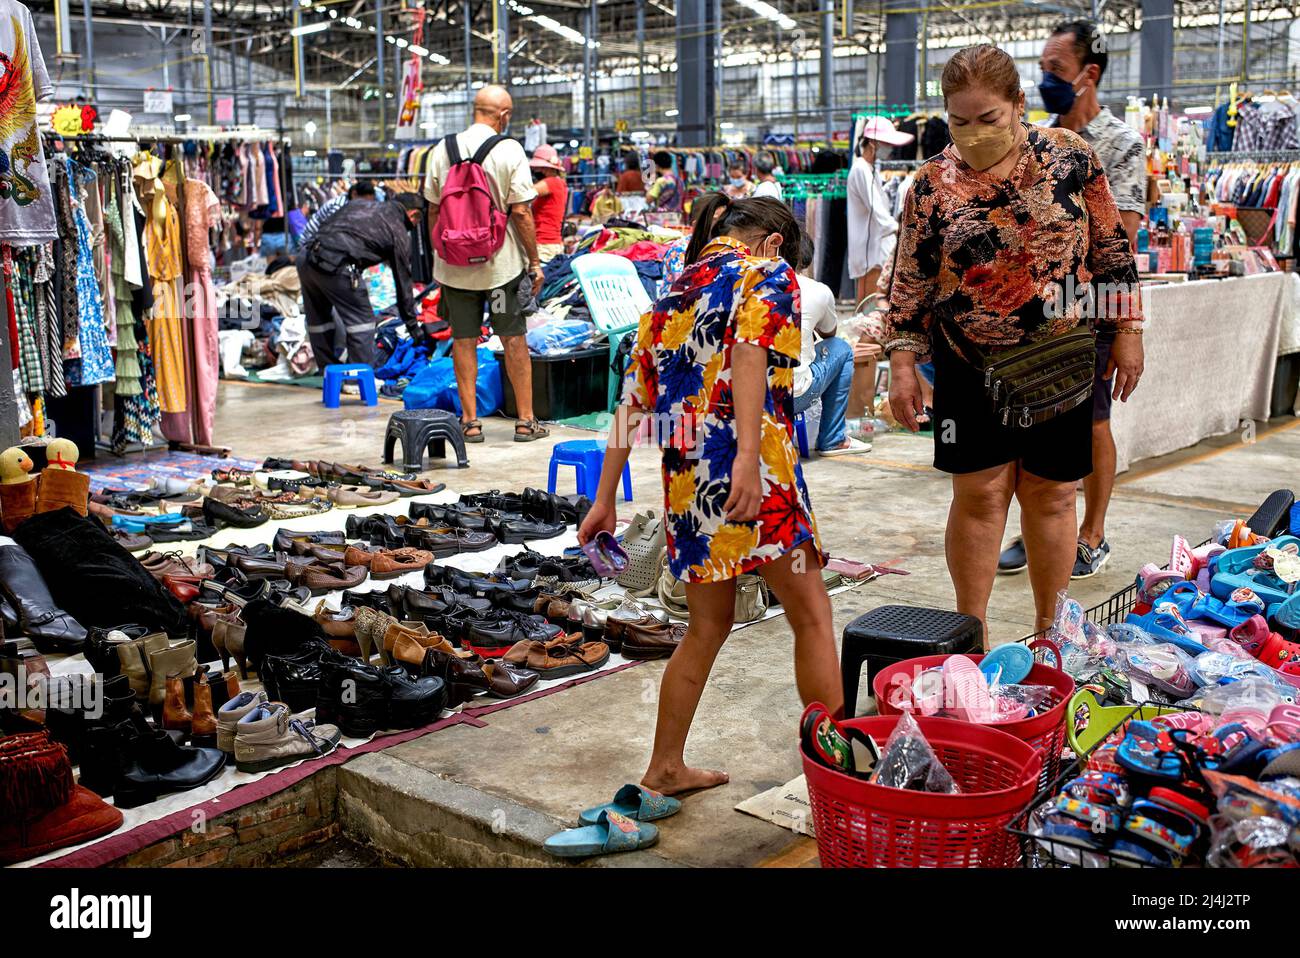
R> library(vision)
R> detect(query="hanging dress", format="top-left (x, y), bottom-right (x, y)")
top-left (65, 162), bottom-right (114, 387)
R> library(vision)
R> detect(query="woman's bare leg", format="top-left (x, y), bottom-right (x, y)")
top-left (757, 542), bottom-right (842, 713)
top-left (641, 577), bottom-right (736, 796)
top-left (946, 464), bottom-right (1017, 648)
top-left (1016, 469), bottom-right (1079, 633)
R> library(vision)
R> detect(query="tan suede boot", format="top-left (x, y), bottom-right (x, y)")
top-left (35, 468), bottom-right (90, 516)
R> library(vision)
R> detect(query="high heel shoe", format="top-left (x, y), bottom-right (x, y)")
top-left (352, 606), bottom-right (393, 664)
top-left (212, 613), bottom-right (249, 677)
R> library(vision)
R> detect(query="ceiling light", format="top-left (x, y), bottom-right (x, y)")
top-left (1183, 105), bottom-right (1213, 116)
top-left (385, 35), bottom-right (396, 43)
top-left (719, 121), bottom-right (735, 129)
top-left (174, 113), bottom-right (191, 122)
top-left (409, 43), bottom-right (429, 55)
top-left (303, 149), bottom-right (317, 157)
top-left (732, 0), bottom-right (795, 30)
top-left (327, 8), bottom-right (337, 18)
top-left (664, 109), bottom-right (678, 117)
top-left (292, 20), bottom-right (330, 35)
top-left (304, 119), bottom-right (317, 135)
top-left (395, 37), bottom-right (409, 48)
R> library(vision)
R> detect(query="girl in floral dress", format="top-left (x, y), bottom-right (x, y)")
top-left (579, 194), bottom-right (842, 796)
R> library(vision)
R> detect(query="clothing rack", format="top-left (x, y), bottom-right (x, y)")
top-left (1206, 150), bottom-right (1300, 162)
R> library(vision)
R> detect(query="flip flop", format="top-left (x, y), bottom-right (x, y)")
top-left (980, 642), bottom-right (1034, 685)
top-left (543, 809), bottom-right (659, 858)
top-left (578, 784), bottom-right (682, 825)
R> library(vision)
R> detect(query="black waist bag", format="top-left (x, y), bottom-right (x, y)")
top-left (944, 324), bottom-right (1096, 429)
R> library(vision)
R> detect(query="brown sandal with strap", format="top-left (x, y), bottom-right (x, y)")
top-left (462, 419), bottom-right (485, 443)
top-left (513, 419), bottom-right (550, 442)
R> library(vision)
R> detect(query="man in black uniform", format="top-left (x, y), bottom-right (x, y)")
top-left (299, 192), bottom-right (428, 368)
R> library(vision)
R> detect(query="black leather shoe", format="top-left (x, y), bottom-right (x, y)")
top-left (490, 515), bottom-right (566, 545)
top-left (0, 542), bottom-right (87, 653)
top-left (85, 624), bottom-right (152, 676)
top-left (202, 497), bottom-right (267, 529)
top-left (274, 528), bottom-right (346, 554)
top-left (114, 727), bottom-right (227, 808)
top-left (409, 526), bottom-right (498, 557)
top-left (464, 610), bottom-right (561, 657)
top-left (317, 659), bottom-right (389, 737)
top-left (382, 666), bottom-right (447, 729)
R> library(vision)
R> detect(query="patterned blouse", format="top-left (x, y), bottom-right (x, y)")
top-left (885, 125), bottom-right (1141, 355)
top-left (622, 236), bottom-right (823, 583)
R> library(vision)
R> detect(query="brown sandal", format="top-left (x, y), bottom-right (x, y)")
top-left (513, 418), bottom-right (550, 442)
top-left (462, 419), bottom-right (485, 443)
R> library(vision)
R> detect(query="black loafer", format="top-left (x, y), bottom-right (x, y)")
top-left (202, 497), bottom-right (267, 529)
top-left (491, 515), bottom-right (566, 544)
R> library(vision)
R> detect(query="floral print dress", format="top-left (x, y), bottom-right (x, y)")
top-left (622, 236), bottom-right (824, 584)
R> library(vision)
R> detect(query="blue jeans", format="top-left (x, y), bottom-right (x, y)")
top-left (793, 336), bottom-right (853, 451)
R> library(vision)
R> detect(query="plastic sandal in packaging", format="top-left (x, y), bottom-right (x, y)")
top-left (870, 711), bottom-right (959, 794)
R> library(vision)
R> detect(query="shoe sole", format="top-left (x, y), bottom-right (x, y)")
top-left (620, 644), bottom-right (677, 660)
top-left (463, 639), bottom-right (515, 659)
top-left (235, 735), bottom-right (340, 774)
top-left (532, 653), bottom-right (610, 679)
top-left (1070, 551), bottom-right (1111, 580)
top-left (425, 539), bottom-right (499, 558)
top-left (996, 564), bottom-right (1028, 576)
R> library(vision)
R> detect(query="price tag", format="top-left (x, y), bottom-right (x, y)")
top-left (143, 90), bottom-right (173, 114)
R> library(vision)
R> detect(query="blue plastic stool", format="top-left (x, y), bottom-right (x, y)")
top-left (547, 439), bottom-right (632, 501)
top-left (322, 364), bottom-right (378, 408)
top-left (794, 412), bottom-right (811, 459)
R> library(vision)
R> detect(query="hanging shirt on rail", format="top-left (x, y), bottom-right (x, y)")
top-left (0, 0), bottom-right (58, 244)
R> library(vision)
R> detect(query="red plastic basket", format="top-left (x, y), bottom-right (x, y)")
top-left (802, 715), bottom-right (1041, 868)
top-left (871, 652), bottom-right (1075, 789)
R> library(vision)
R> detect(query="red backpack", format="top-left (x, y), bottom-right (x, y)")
top-left (431, 133), bottom-right (509, 267)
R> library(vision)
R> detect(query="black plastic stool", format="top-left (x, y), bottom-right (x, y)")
top-left (841, 605), bottom-right (983, 718)
top-left (382, 409), bottom-right (469, 471)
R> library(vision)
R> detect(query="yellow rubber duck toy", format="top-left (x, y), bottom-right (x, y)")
top-left (0, 447), bottom-right (36, 532)
top-left (35, 438), bottom-right (90, 518)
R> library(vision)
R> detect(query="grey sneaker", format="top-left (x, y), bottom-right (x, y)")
top-left (217, 690), bottom-right (267, 753)
top-left (1071, 538), bottom-right (1111, 580)
top-left (997, 538), bottom-right (1028, 574)
top-left (233, 702), bottom-right (341, 773)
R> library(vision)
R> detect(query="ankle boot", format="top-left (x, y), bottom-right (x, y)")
top-left (114, 728), bottom-right (226, 809)
top-left (117, 632), bottom-right (170, 700)
top-left (79, 721), bottom-right (133, 798)
top-left (190, 672), bottom-right (218, 748)
top-left (35, 468), bottom-right (90, 516)
top-left (146, 640), bottom-right (197, 707)
top-left (161, 673), bottom-right (192, 738)
top-left (216, 689), bottom-right (267, 753)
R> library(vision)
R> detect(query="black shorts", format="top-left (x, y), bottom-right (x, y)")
top-left (1092, 331), bottom-right (1115, 422)
top-left (439, 273), bottom-right (528, 340)
top-left (930, 332), bottom-right (1093, 483)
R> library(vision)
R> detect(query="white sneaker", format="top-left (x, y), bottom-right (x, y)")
top-left (817, 437), bottom-right (872, 457)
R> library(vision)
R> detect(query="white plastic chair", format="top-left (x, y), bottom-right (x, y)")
top-left (571, 253), bottom-right (653, 410)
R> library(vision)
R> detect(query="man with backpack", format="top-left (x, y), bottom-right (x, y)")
top-left (424, 84), bottom-right (549, 443)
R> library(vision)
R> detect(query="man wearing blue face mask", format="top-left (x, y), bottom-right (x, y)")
top-left (998, 19), bottom-right (1146, 582)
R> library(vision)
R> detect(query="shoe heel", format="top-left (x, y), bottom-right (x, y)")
top-left (581, 623), bottom-right (606, 647)
top-left (113, 780), bottom-right (159, 809)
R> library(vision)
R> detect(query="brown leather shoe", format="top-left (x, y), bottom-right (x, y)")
top-left (387, 621), bottom-right (457, 668)
top-left (312, 602), bottom-right (363, 656)
top-left (504, 635), bottom-right (609, 678)
top-left (140, 552), bottom-right (215, 581)
top-left (619, 621), bottom-right (686, 660)
top-left (482, 660), bottom-right (540, 698)
top-left (346, 546), bottom-right (434, 579)
top-left (290, 561), bottom-right (368, 595)
top-left (161, 672), bottom-right (192, 737)
top-left (190, 672), bottom-right (218, 747)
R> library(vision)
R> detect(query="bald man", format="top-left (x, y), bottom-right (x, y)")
top-left (424, 84), bottom-right (549, 443)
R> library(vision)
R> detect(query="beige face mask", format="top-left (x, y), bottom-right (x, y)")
top-left (950, 122), bottom-right (1017, 171)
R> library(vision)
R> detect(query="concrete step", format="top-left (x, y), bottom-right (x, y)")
top-left (337, 752), bottom-right (682, 868)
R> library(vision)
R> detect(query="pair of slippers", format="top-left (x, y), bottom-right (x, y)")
top-left (543, 784), bottom-right (682, 858)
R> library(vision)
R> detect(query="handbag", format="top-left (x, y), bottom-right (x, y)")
top-left (616, 510), bottom-right (666, 595)
top-left (655, 552), bottom-right (770, 624)
top-left (943, 322), bottom-right (1095, 429)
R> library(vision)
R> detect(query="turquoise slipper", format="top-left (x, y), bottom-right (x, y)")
top-left (979, 643), bottom-right (1034, 685)
top-left (578, 783), bottom-right (681, 825)
top-left (544, 810), bottom-right (659, 858)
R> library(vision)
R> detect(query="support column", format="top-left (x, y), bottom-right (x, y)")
top-left (675, 0), bottom-right (715, 146)
top-left (1139, 0), bottom-right (1174, 99)
top-left (883, 0), bottom-right (916, 110)
top-left (820, 0), bottom-right (834, 140)
top-left (204, 0), bottom-right (214, 118)
top-left (636, 0), bottom-right (646, 120)
top-left (496, 0), bottom-right (510, 85)
top-left (589, 0), bottom-right (599, 146)
top-left (376, 0), bottom-right (387, 136)
top-left (464, 0), bottom-right (473, 121)
top-left (80, 0), bottom-right (95, 98)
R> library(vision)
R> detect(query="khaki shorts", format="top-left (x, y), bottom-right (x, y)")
top-left (439, 273), bottom-right (528, 340)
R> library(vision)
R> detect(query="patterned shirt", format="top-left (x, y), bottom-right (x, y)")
top-left (622, 236), bottom-right (822, 583)
top-left (1232, 100), bottom-right (1300, 153)
top-left (885, 125), bottom-right (1141, 355)
top-left (1069, 107), bottom-right (1146, 215)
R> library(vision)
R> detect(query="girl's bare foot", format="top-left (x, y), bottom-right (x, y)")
top-left (641, 766), bottom-right (729, 796)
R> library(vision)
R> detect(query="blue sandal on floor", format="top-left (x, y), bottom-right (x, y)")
top-left (578, 784), bottom-right (682, 825)
top-left (544, 809), bottom-right (660, 858)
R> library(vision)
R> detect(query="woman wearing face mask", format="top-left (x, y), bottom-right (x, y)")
top-left (847, 117), bottom-right (915, 303)
top-left (724, 163), bottom-right (753, 199)
top-left (885, 44), bottom-right (1144, 640)
top-left (578, 193), bottom-right (841, 795)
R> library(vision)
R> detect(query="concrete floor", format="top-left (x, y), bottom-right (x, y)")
top-left (209, 378), bottom-right (1300, 866)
